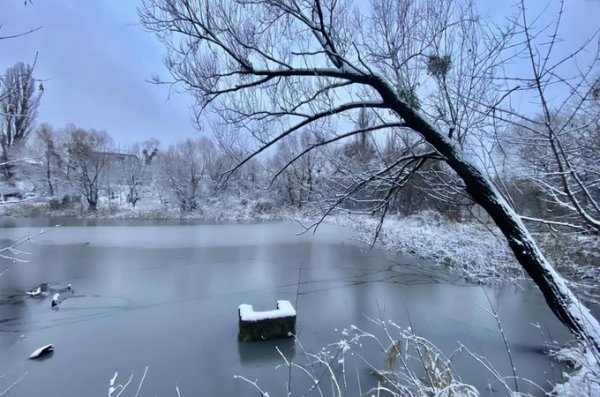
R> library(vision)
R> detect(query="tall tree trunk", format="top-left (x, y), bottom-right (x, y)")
top-left (46, 155), bottom-right (54, 196)
top-left (0, 141), bottom-right (13, 179)
top-left (377, 80), bottom-right (600, 352)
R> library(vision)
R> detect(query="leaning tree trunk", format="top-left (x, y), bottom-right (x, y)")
top-left (374, 77), bottom-right (600, 353)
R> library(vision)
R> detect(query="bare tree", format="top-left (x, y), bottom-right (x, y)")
top-left (118, 154), bottom-right (142, 209)
top-left (16, 123), bottom-right (66, 199)
top-left (136, 138), bottom-right (160, 166)
top-left (490, 1), bottom-right (600, 234)
top-left (0, 62), bottom-right (42, 178)
top-left (140, 0), bottom-right (600, 351)
top-left (118, 141), bottom-right (159, 208)
top-left (269, 129), bottom-right (324, 208)
top-left (32, 123), bottom-right (64, 196)
top-left (159, 137), bottom-right (216, 213)
top-left (65, 126), bottom-right (113, 211)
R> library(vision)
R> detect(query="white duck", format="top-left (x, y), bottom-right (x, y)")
top-left (26, 286), bottom-right (42, 297)
top-left (51, 293), bottom-right (60, 309)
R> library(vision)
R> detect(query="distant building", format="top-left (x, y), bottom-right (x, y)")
top-left (97, 151), bottom-right (140, 168)
top-left (93, 151), bottom-right (141, 186)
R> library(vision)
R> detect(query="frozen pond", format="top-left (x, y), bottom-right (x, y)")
top-left (0, 220), bottom-right (577, 396)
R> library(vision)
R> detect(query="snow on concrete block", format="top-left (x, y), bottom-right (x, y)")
top-left (238, 300), bottom-right (296, 342)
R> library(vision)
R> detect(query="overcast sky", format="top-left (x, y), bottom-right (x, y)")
top-left (0, 1), bottom-right (598, 149)
top-left (0, 0), bottom-right (198, 148)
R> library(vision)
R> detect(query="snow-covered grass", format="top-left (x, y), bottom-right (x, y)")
top-left (235, 319), bottom-right (547, 396)
top-left (535, 233), bottom-right (600, 305)
top-left (327, 211), bottom-right (600, 306)
top-left (235, 318), bottom-right (600, 396)
top-left (0, 193), bottom-right (304, 223)
top-left (330, 211), bottom-right (524, 283)
top-left (550, 343), bottom-right (600, 396)
top-left (325, 212), bottom-right (600, 396)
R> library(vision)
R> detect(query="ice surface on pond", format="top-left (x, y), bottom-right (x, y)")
top-left (0, 222), bottom-right (350, 249)
top-left (0, 222), bottom-right (579, 396)
top-left (239, 300), bottom-right (296, 322)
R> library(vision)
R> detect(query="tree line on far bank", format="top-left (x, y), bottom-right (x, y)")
top-left (1, 85), bottom-right (598, 240)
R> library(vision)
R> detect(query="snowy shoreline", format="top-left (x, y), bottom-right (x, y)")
top-left (3, 198), bottom-right (598, 302)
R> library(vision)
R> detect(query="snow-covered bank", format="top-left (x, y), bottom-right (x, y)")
top-left (330, 211), bottom-right (522, 282)
top-left (3, 198), bottom-right (598, 303)
top-left (328, 212), bottom-right (600, 305)
top-left (3, 199), bottom-right (598, 300)
top-left (0, 195), bottom-right (301, 223)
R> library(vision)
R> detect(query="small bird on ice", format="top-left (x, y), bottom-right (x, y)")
top-left (51, 293), bottom-right (60, 309)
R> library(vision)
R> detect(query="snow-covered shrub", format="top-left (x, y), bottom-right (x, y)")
top-left (536, 233), bottom-right (600, 304)
top-left (47, 198), bottom-right (62, 210)
top-left (252, 200), bottom-right (275, 214)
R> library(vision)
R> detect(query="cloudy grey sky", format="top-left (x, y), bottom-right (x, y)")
top-left (0, 0), bottom-right (197, 148)
top-left (0, 1), bottom-right (598, 148)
